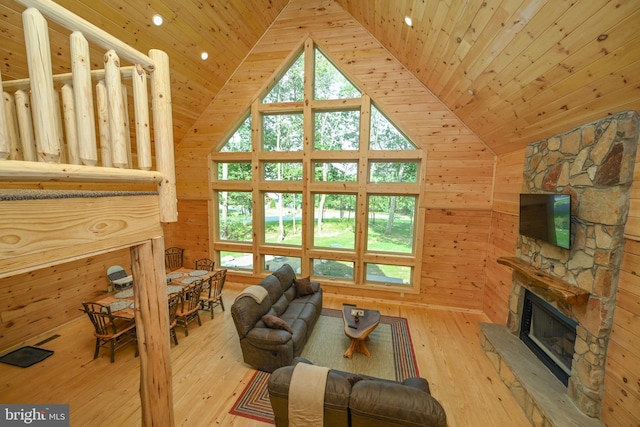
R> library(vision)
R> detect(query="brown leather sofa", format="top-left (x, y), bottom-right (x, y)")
top-left (268, 358), bottom-right (447, 427)
top-left (231, 264), bottom-right (323, 372)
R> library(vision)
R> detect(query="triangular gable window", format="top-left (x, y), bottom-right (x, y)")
top-left (314, 49), bottom-right (360, 100)
top-left (263, 53), bottom-right (304, 103)
top-left (220, 115), bottom-right (252, 152)
top-left (370, 105), bottom-right (417, 150)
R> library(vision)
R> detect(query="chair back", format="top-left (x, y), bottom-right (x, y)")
top-left (165, 247), bottom-right (184, 270)
top-left (180, 280), bottom-right (204, 314)
top-left (168, 292), bottom-right (181, 326)
top-left (107, 265), bottom-right (133, 290)
top-left (82, 302), bottom-right (119, 336)
top-left (194, 258), bottom-right (215, 271)
top-left (208, 269), bottom-right (227, 299)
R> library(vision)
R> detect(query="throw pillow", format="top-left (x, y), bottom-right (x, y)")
top-left (262, 314), bottom-right (293, 334)
top-left (294, 276), bottom-right (315, 296)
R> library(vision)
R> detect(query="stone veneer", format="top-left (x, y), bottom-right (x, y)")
top-left (505, 111), bottom-right (639, 418)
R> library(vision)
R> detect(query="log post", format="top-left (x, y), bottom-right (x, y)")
top-left (121, 85), bottom-right (133, 168)
top-left (14, 90), bottom-right (37, 162)
top-left (3, 92), bottom-right (21, 160)
top-left (104, 49), bottom-right (128, 168)
top-left (95, 81), bottom-right (111, 167)
top-left (70, 31), bottom-right (97, 166)
top-left (149, 49), bottom-right (177, 223)
top-left (61, 84), bottom-right (79, 164)
top-left (0, 70), bottom-right (10, 160)
top-left (52, 91), bottom-right (66, 163)
top-left (22, 8), bottom-right (61, 163)
top-left (130, 238), bottom-right (175, 427)
top-left (132, 65), bottom-right (152, 171)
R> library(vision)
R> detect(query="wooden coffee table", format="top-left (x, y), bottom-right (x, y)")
top-left (342, 305), bottom-right (381, 358)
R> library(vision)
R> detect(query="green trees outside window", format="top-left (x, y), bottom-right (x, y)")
top-left (213, 40), bottom-right (424, 291)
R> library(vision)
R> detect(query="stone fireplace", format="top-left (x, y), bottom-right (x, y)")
top-left (481, 110), bottom-right (640, 425)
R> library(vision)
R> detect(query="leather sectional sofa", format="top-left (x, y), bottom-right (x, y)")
top-left (231, 264), bottom-right (323, 372)
top-left (268, 357), bottom-right (447, 427)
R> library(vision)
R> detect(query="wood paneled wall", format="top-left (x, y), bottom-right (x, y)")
top-left (484, 149), bottom-right (524, 323)
top-left (602, 239), bottom-right (640, 426)
top-left (600, 142), bottom-right (640, 426)
top-left (173, 0), bottom-right (495, 310)
top-left (0, 248), bottom-right (131, 351)
top-left (421, 209), bottom-right (491, 310)
top-left (161, 199), bottom-right (209, 269)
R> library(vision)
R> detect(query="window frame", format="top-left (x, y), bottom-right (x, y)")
top-left (210, 39), bottom-right (425, 294)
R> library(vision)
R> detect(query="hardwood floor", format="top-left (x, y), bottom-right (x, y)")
top-left (0, 284), bottom-right (530, 426)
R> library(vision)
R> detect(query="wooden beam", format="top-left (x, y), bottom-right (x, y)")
top-left (131, 238), bottom-right (175, 427)
top-left (0, 160), bottom-right (162, 183)
top-left (14, 0), bottom-right (155, 71)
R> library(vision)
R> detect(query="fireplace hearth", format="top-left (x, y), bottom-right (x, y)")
top-left (519, 289), bottom-right (577, 386)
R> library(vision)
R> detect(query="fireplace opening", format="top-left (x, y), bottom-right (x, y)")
top-left (519, 290), bottom-right (578, 386)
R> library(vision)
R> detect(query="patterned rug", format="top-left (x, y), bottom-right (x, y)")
top-left (229, 308), bottom-right (418, 424)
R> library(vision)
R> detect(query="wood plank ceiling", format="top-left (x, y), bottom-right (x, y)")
top-left (1, 0), bottom-right (639, 155)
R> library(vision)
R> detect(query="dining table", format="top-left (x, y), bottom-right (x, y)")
top-left (96, 268), bottom-right (216, 320)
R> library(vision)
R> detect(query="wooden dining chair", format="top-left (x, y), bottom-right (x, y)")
top-left (176, 279), bottom-right (204, 336)
top-left (165, 247), bottom-right (184, 271)
top-left (194, 257), bottom-right (215, 271)
top-left (81, 301), bottom-right (138, 363)
top-left (200, 269), bottom-right (227, 319)
top-left (167, 292), bottom-right (181, 346)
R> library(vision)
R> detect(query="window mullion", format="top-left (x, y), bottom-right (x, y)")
top-left (353, 94), bottom-right (372, 285)
top-left (301, 38), bottom-right (315, 278)
top-left (251, 100), bottom-right (262, 273)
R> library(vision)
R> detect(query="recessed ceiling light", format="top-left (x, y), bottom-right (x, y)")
top-left (200, 52), bottom-right (209, 60)
top-left (152, 14), bottom-right (163, 26)
top-left (404, 16), bottom-right (413, 27)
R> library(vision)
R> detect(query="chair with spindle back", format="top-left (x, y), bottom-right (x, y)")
top-left (176, 279), bottom-right (204, 336)
top-left (167, 292), bottom-right (181, 345)
top-left (165, 247), bottom-right (184, 271)
top-left (200, 269), bottom-right (227, 319)
top-left (194, 258), bottom-right (215, 271)
top-left (81, 301), bottom-right (137, 363)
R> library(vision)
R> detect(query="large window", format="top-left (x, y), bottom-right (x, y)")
top-left (212, 40), bottom-right (424, 292)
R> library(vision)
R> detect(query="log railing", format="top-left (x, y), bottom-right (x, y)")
top-left (0, 0), bottom-right (177, 222)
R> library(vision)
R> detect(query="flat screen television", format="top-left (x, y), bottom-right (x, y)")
top-left (519, 193), bottom-right (571, 249)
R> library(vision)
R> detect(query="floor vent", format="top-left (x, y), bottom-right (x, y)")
top-left (35, 334), bottom-right (61, 346)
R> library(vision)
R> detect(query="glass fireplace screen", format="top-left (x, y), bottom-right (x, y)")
top-left (520, 290), bottom-right (578, 385)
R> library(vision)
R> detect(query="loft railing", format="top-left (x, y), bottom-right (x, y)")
top-left (0, 0), bottom-right (177, 222)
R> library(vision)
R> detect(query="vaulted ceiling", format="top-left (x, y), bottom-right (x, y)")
top-left (2, 0), bottom-right (639, 155)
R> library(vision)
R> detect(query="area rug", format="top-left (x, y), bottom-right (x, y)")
top-left (0, 346), bottom-right (54, 368)
top-left (230, 308), bottom-right (418, 423)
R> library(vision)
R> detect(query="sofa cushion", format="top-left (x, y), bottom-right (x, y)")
top-left (350, 380), bottom-right (447, 427)
top-left (272, 264), bottom-right (297, 292)
top-left (261, 275), bottom-right (285, 306)
top-left (289, 318), bottom-right (309, 355)
top-left (294, 276), bottom-right (315, 296)
top-left (271, 295), bottom-right (290, 317)
top-left (262, 314), bottom-right (293, 333)
top-left (283, 285), bottom-right (297, 303)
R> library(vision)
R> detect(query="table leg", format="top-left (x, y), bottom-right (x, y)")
top-left (344, 338), bottom-right (371, 358)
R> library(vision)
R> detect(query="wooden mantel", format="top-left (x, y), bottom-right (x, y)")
top-left (497, 257), bottom-right (590, 306)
